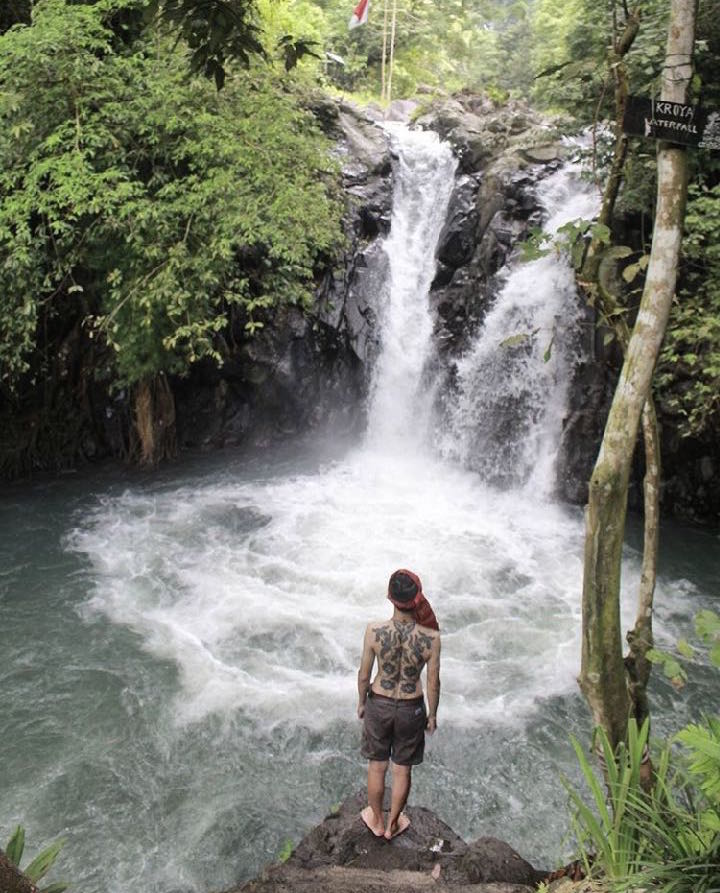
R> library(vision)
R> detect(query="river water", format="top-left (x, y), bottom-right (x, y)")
top-left (2, 128), bottom-right (718, 893)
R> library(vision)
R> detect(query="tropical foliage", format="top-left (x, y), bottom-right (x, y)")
top-left (568, 615), bottom-right (720, 892)
top-left (656, 183), bottom-right (720, 440)
top-left (566, 718), bottom-right (652, 885)
top-left (571, 718), bottom-right (720, 893)
top-left (2, 825), bottom-right (68, 893)
top-left (0, 0), bottom-right (342, 394)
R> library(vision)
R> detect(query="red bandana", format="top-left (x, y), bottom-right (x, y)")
top-left (387, 569), bottom-right (439, 631)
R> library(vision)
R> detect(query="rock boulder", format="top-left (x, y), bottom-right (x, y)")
top-left (226, 791), bottom-right (547, 893)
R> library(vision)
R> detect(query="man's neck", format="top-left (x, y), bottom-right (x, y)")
top-left (392, 608), bottom-right (415, 623)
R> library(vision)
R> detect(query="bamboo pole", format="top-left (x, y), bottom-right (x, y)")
top-left (387, 0), bottom-right (397, 107)
top-left (381, 0), bottom-right (389, 103)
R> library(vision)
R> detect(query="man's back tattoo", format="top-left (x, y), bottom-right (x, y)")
top-left (373, 621), bottom-right (434, 694)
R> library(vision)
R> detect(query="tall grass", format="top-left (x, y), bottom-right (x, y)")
top-left (566, 716), bottom-right (720, 893)
top-left (566, 717), bottom-right (651, 885)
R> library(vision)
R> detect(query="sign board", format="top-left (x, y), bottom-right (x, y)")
top-left (623, 95), bottom-right (720, 151)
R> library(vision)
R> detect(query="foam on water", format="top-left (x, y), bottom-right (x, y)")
top-left (440, 160), bottom-right (601, 493)
top-left (70, 449), bottom-right (588, 732)
top-left (58, 439), bottom-right (715, 893)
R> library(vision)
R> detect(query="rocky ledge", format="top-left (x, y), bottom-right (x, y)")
top-left (224, 791), bottom-right (584, 893)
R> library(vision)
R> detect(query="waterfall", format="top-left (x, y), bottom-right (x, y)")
top-left (439, 163), bottom-right (600, 494)
top-left (364, 124), bottom-right (457, 449)
top-left (6, 125), bottom-right (714, 893)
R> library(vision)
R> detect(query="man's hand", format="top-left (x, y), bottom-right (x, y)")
top-left (426, 715), bottom-right (437, 734)
top-left (357, 702), bottom-right (366, 720)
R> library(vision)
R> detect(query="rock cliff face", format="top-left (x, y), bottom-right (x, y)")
top-left (228, 791), bottom-right (548, 893)
top-left (2, 89), bottom-right (716, 521)
top-left (174, 99), bottom-right (394, 451)
top-left (176, 94), bottom-right (594, 484)
top-left (414, 96), bottom-right (613, 503)
top-left (160, 93), bottom-right (720, 523)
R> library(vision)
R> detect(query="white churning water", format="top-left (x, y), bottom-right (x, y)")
top-left (440, 161), bottom-right (600, 494)
top-left (365, 124), bottom-right (457, 447)
top-left (70, 128), bottom-right (590, 735)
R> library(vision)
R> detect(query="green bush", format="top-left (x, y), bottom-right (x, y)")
top-left (565, 718), bottom-right (651, 885)
top-left (619, 718), bottom-right (720, 893)
top-left (3, 825), bottom-right (68, 892)
top-left (0, 0), bottom-right (343, 392)
top-left (567, 613), bottom-right (720, 892)
top-left (655, 183), bottom-right (720, 440)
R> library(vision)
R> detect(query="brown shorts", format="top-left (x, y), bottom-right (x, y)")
top-left (361, 692), bottom-right (426, 766)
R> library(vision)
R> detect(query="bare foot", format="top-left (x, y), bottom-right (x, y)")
top-left (361, 805), bottom-right (385, 837)
top-left (384, 812), bottom-right (410, 839)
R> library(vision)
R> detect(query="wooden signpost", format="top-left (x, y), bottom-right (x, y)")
top-left (623, 95), bottom-right (720, 150)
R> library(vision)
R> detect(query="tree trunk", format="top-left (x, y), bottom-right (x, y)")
top-left (626, 398), bottom-right (660, 726)
top-left (578, 2), bottom-right (661, 739)
top-left (133, 373), bottom-right (177, 466)
top-left (579, 0), bottom-right (696, 750)
top-left (580, 6), bottom-right (639, 283)
top-left (596, 303), bottom-right (660, 730)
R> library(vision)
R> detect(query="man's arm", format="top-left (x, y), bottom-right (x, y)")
top-left (425, 635), bottom-right (441, 733)
top-left (357, 625), bottom-right (375, 719)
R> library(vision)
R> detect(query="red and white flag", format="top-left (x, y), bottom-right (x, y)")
top-left (349, 0), bottom-right (369, 29)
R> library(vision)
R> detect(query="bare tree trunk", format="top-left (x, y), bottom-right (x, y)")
top-left (581, 6), bottom-right (640, 283)
top-left (387, 0), bottom-right (397, 106)
top-left (579, 0), bottom-right (696, 749)
top-left (134, 378), bottom-right (155, 465)
top-left (579, 2), bottom-right (661, 738)
top-left (596, 286), bottom-right (661, 731)
top-left (626, 398), bottom-right (660, 728)
top-left (600, 8), bottom-right (640, 230)
top-left (381, 0), bottom-right (389, 103)
top-left (133, 373), bottom-right (177, 466)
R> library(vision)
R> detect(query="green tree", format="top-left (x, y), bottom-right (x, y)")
top-left (148, 0), bottom-right (265, 88)
top-left (656, 183), bottom-right (720, 439)
top-left (579, 0), bottom-right (698, 751)
top-left (0, 0), bottom-right (343, 465)
top-left (531, 0), bottom-right (670, 117)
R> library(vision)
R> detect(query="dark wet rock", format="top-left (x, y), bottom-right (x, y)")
top-left (288, 791), bottom-right (469, 875)
top-left (304, 93), bottom-right (343, 139)
top-left (436, 174), bottom-right (481, 270)
top-left (461, 837), bottom-right (540, 886)
top-left (416, 97), bottom-right (565, 176)
top-left (652, 426), bottom-right (720, 525)
top-left (424, 119), bottom-right (556, 366)
top-left (520, 146), bottom-right (564, 164)
top-left (419, 97), bottom-right (564, 362)
top-left (235, 866), bottom-right (537, 893)
top-left (413, 93), bottom-right (624, 503)
top-left (224, 791), bottom-right (544, 893)
top-left (554, 317), bottom-right (617, 504)
top-left (337, 107), bottom-right (392, 183)
top-left (176, 100), bottom-right (392, 451)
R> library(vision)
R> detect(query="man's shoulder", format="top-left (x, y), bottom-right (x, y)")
top-left (367, 618), bottom-right (391, 631)
top-left (416, 623), bottom-right (440, 638)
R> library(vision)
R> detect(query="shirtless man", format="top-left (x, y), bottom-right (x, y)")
top-left (357, 569), bottom-right (441, 839)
